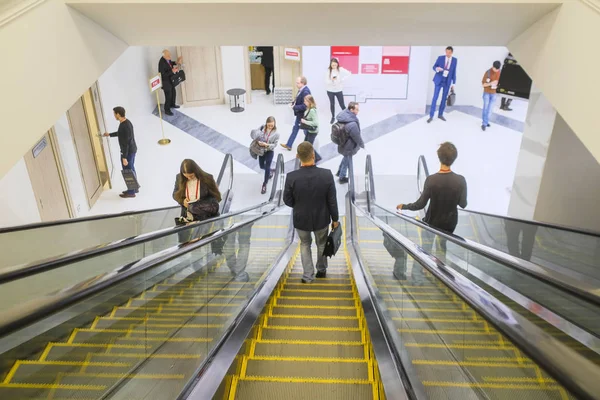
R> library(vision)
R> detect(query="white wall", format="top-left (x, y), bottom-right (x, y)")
top-left (0, 0), bottom-right (127, 180)
top-left (98, 46), bottom-right (156, 120)
top-left (427, 46), bottom-right (509, 108)
top-left (221, 46), bottom-right (248, 102)
top-left (54, 113), bottom-right (89, 217)
top-left (302, 46), bottom-right (430, 114)
top-left (0, 159), bottom-right (41, 228)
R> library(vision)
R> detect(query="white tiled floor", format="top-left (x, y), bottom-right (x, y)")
top-left (87, 95), bottom-right (524, 218)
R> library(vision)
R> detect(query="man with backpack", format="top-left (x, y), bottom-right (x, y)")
top-left (332, 102), bottom-right (363, 184)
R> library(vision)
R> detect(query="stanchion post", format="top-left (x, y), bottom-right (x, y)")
top-left (149, 73), bottom-right (171, 146)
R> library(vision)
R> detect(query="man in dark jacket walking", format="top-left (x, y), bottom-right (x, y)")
top-left (281, 76), bottom-right (311, 151)
top-left (158, 49), bottom-right (183, 116)
top-left (104, 106), bottom-right (138, 198)
top-left (284, 142), bottom-right (339, 283)
top-left (257, 46), bottom-right (274, 95)
top-left (336, 102), bottom-right (364, 184)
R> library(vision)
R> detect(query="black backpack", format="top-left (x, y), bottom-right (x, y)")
top-left (331, 122), bottom-right (349, 145)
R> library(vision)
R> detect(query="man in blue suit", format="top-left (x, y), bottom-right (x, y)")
top-left (281, 76), bottom-right (311, 150)
top-left (428, 46), bottom-right (457, 123)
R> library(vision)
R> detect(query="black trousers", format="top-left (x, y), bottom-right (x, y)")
top-left (163, 86), bottom-right (177, 112)
top-left (327, 91), bottom-right (346, 118)
top-left (264, 67), bottom-right (274, 93)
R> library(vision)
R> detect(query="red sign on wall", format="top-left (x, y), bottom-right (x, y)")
top-left (381, 56), bottom-right (410, 74)
top-left (331, 46), bottom-right (360, 74)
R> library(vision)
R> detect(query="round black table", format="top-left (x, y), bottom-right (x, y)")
top-left (226, 88), bottom-right (246, 113)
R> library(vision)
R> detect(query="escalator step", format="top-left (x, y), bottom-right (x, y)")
top-left (422, 384), bottom-right (568, 400)
top-left (260, 327), bottom-right (362, 343)
top-left (245, 359), bottom-right (369, 380)
top-left (271, 305), bottom-right (357, 317)
top-left (234, 379), bottom-right (374, 400)
top-left (253, 342), bottom-right (365, 359)
top-left (267, 316), bottom-right (359, 329)
top-left (280, 290), bottom-right (354, 299)
top-left (276, 297), bottom-right (356, 308)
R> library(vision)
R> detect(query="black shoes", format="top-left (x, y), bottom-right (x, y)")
top-left (165, 110), bottom-right (174, 116)
top-left (172, 105), bottom-right (180, 109)
top-left (339, 177), bottom-right (349, 184)
top-left (316, 271), bottom-right (327, 278)
top-left (438, 116), bottom-right (447, 122)
top-left (335, 170), bottom-right (340, 177)
top-left (481, 125), bottom-right (486, 131)
top-left (301, 279), bottom-right (310, 284)
top-left (119, 193), bottom-right (136, 198)
top-left (330, 118), bottom-right (335, 124)
top-left (266, 91), bottom-right (271, 95)
top-left (261, 184), bottom-right (267, 194)
top-left (426, 118), bottom-right (432, 123)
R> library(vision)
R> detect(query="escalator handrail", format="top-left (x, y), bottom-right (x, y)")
top-left (373, 203), bottom-right (600, 306)
top-left (350, 195), bottom-right (600, 400)
top-left (0, 154), bottom-right (284, 285)
top-left (417, 154), bottom-right (600, 237)
top-left (0, 153), bottom-right (235, 234)
top-left (0, 203), bottom-right (285, 339)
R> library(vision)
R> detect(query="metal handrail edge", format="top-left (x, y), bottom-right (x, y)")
top-left (417, 154), bottom-right (600, 237)
top-left (374, 203), bottom-right (600, 307)
top-left (0, 153), bottom-right (234, 234)
top-left (353, 201), bottom-right (600, 400)
top-left (0, 204), bottom-right (284, 339)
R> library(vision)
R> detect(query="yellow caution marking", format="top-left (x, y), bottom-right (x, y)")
top-left (274, 304), bottom-right (356, 310)
top-left (0, 383), bottom-right (106, 390)
top-left (116, 337), bottom-right (212, 342)
top-left (92, 353), bottom-right (202, 359)
top-left (264, 326), bottom-right (360, 332)
top-left (406, 343), bottom-right (514, 350)
top-left (394, 317), bottom-right (485, 323)
top-left (249, 356), bottom-right (367, 363)
top-left (49, 343), bottom-right (150, 349)
top-left (65, 372), bottom-right (184, 380)
top-left (257, 339), bottom-right (363, 346)
top-left (19, 360), bottom-right (130, 367)
top-left (240, 375), bottom-right (371, 384)
top-left (269, 314), bottom-right (358, 320)
top-left (398, 329), bottom-right (497, 335)
top-left (483, 376), bottom-right (556, 384)
top-left (75, 328), bottom-right (170, 334)
top-left (281, 289), bottom-right (354, 293)
top-left (391, 308), bottom-right (474, 313)
top-left (414, 360), bottom-right (532, 368)
top-left (422, 381), bottom-right (562, 390)
top-left (278, 295), bottom-right (355, 301)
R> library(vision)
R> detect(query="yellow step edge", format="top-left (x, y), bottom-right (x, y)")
top-left (263, 325), bottom-right (360, 332)
top-left (257, 339), bottom-right (364, 346)
top-left (277, 295), bottom-right (355, 301)
top-left (422, 381), bottom-right (563, 391)
top-left (92, 353), bottom-right (202, 359)
top-left (48, 343), bottom-right (150, 349)
top-left (273, 304), bottom-right (356, 310)
top-left (268, 314), bottom-right (358, 320)
top-left (0, 382), bottom-right (106, 390)
top-left (413, 360), bottom-right (534, 368)
top-left (63, 372), bottom-right (184, 379)
top-left (74, 328), bottom-right (170, 335)
top-left (394, 317), bottom-right (485, 323)
top-left (16, 360), bottom-right (131, 367)
top-left (483, 376), bottom-right (556, 384)
top-left (398, 328), bottom-right (499, 336)
top-left (248, 356), bottom-right (367, 363)
top-left (406, 343), bottom-right (515, 350)
top-left (239, 375), bottom-right (372, 385)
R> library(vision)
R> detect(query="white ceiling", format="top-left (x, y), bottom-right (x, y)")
top-left (66, 1), bottom-right (562, 46)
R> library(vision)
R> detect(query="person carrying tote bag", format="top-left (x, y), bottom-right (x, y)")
top-left (251, 116), bottom-right (279, 194)
top-left (300, 95), bottom-right (322, 163)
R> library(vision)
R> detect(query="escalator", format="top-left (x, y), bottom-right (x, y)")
top-left (0, 153), bottom-right (236, 272)
top-left (2, 154), bottom-right (600, 400)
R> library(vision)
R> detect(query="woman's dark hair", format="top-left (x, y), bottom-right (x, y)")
top-left (329, 57), bottom-right (340, 78)
top-left (174, 159), bottom-right (222, 204)
top-left (437, 142), bottom-right (458, 167)
top-left (264, 116), bottom-right (277, 131)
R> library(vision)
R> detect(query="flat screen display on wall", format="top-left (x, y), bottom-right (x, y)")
top-left (497, 61), bottom-right (532, 100)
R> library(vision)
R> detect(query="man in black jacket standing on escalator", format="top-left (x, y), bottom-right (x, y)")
top-left (284, 142), bottom-right (339, 283)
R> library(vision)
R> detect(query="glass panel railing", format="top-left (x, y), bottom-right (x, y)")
top-left (0, 213), bottom-right (290, 400)
top-left (354, 212), bottom-right (586, 399)
top-left (372, 211), bottom-right (600, 357)
top-left (0, 204), bottom-right (275, 319)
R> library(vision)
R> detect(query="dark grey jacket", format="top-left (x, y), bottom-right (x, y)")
top-left (336, 109), bottom-right (364, 156)
top-left (283, 165), bottom-right (339, 232)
